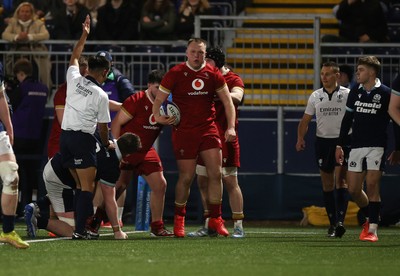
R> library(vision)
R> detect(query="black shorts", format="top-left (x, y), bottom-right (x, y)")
top-left (60, 130), bottom-right (97, 169)
top-left (314, 136), bottom-right (350, 173)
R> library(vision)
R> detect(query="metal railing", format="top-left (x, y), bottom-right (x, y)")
top-left (2, 13), bottom-right (400, 107)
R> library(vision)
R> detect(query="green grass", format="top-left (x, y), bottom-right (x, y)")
top-left (1, 224), bottom-right (400, 276)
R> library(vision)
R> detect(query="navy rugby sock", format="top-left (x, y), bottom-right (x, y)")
top-left (368, 201), bottom-right (381, 224)
top-left (336, 188), bottom-right (349, 223)
top-left (323, 191), bottom-right (336, 226)
top-left (2, 215), bottom-right (15, 233)
top-left (75, 191), bottom-right (93, 234)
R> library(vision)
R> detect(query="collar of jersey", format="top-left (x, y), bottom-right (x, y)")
top-left (85, 75), bottom-right (102, 88)
top-left (358, 78), bottom-right (381, 91)
top-left (186, 61), bottom-right (206, 71)
top-left (322, 85), bottom-right (340, 94)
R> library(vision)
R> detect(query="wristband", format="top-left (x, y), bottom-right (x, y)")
top-left (336, 145), bottom-right (342, 149)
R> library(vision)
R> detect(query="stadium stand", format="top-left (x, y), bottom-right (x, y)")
top-left (226, 0), bottom-right (340, 105)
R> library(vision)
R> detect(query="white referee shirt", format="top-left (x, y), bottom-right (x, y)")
top-left (62, 65), bottom-right (110, 134)
top-left (304, 86), bottom-right (350, 138)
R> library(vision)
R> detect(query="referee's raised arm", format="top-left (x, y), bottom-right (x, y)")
top-left (69, 15), bottom-right (90, 67)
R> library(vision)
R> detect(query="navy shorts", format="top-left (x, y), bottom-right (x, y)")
top-left (314, 136), bottom-right (350, 173)
top-left (60, 130), bottom-right (97, 169)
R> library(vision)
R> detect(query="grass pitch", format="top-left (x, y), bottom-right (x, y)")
top-left (1, 224), bottom-right (400, 276)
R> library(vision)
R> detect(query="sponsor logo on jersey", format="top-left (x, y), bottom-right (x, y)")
top-left (192, 79), bottom-right (205, 90)
top-left (188, 78), bottom-right (208, 95)
top-left (354, 101), bottom-right (381, 114)
top-left (147, 114), bottom-right (159, 128)
top-left (74, 158), bottom-right (83, 165)
top-left (320, 107), bottom-right (341, 116)
top-left (373, 94), bottom-right (381, 103)
top-left (75, 83), bottom-right (93, 97)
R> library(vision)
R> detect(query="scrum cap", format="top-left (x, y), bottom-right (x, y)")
top-left (205, 47), bottom-right (225, 68)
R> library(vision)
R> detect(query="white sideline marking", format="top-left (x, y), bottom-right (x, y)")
top-left (1, 230), bottom-right (323, 246)
top-left (0, 231), bottom-right (143, 245)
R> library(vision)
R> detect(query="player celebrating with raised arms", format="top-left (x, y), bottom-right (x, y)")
top-left (152, 38), bottom-right (236, 237)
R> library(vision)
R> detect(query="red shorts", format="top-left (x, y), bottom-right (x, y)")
top-left (172, 124), bottom-right (221, 160)
top-left (198, 132), bottom-right (240, 167)
top-left (121, 147), bottom-right (163, 176)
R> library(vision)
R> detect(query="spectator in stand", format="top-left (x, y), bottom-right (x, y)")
top-left (47, 56), bottom-right (89, 159)
top-left (140, 0), bottom-right (176, 40)
top-left (338, 64), bottom-right (354, 89)
top-left (2, 1), bottom-right (53, 22)
top-left (7, 58), bottom-right (48, 217)
top-left (2, 2), bottom-right (52, 90)
top-left (176, 0), bottom-right (212, 40)
top-left (78, 0), bottom-right (106, 27)
top-left (323, 0), bottom-right (389, 43)
top-left (95, 0), bottom-right (140, 41)
top-left (51, 0), bottom-right (92, 40)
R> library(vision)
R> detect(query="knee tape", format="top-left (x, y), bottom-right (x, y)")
top-left (196, 165), bottom-right (208, 177)
top-left (0, 161), bottom-right (19, 195)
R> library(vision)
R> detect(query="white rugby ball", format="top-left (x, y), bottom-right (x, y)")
top-left (159, 100), bottom-right (181, 125)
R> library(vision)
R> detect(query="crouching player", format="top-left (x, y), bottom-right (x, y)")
top-left (24, 132), bottom-right (141, 239)
top-left (109, 69), bottom-right (174, 236)
top-left (0, 70), bottom-right (29, 249)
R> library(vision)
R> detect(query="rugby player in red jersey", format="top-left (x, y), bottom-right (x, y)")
top-left (152, 38), bottom-right (236, 237)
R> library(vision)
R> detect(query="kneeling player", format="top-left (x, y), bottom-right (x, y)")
top-left (24, 132), bottom-right (141, 239)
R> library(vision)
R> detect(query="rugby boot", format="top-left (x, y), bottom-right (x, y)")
top-left (174, 215), bottom-right (185, 238)
top-left (208, 217), bottom-right (229, 237)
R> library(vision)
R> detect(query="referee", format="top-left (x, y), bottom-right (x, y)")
top-left (60, 15), bottom-right (111, 239)
top-left (296, 61), bottom-right (351, 238)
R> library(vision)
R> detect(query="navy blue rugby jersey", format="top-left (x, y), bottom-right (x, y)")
top-left (346, 80), bottom-right (391, 148)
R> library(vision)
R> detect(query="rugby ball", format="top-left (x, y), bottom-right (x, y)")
top-left (159, 100), bottom-right (181, 126)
